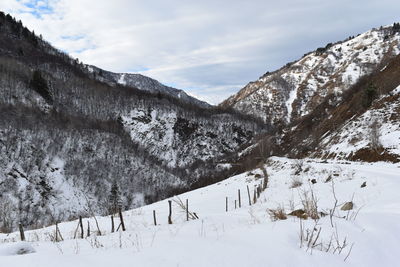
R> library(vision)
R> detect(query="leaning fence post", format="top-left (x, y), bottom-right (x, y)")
top-left (79, 216), bottom-right (84, 238)
top-left (19, 223), bottom-right (25, 241)
top-left (238, 189), bottom-right (241, 208)
top-left (55, 222), bottom-right (63, 241)
top-left (247, 185), bottom-right (252, 206)
top-left (118, 208), bottom-right (126, 231)
top-left (153, 210), bottom-right (157, 226)
top-left (168, 200), bottom-right (173, 224)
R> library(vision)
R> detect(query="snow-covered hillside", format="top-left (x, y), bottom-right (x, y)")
top-left (315, 85), bottom-right (400, 162)
top-left (221, 25), bottom-right (400, 125)
top-left (2, 157), bottom-right (399, 267)
top-left (85, 65), bottom-right (210, 108)
top-left (121, 108), bottom-right (257, 168)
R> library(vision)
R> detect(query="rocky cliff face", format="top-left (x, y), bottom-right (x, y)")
top-left (221, 25), bottom-right (400, 126)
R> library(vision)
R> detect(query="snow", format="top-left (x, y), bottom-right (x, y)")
top-left (117, 74), bottom-right (126, 85)
top-left (1, 157), bottom-right (400, 266)
top-left (0, 242), bottom-right (36, 256)
top-left (391, 85), bottom-right (400, 95)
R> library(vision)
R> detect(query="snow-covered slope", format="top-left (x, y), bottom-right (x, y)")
top-left (315, 85), bottom-right (400, 162)
top-left (86, 65), bottom-right (210, 108)
top-left (1, 157), bottom-right (399, 267)
top-left (121, 108), bottom-right (257, 168)
top-left (221, 25), bottom-right (400, 125)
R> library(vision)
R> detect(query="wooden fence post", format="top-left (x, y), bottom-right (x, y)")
top-left (111, 215), bottom-right (115, 233)
top-left (153, 210), bottom-right (157, 226)
top-left (19, 223), bottom-right (25, 241)
top-left (79, 216), bottom-right (84, 238)
top-left (253, 186), bottom-right (257, 204)
top-left (87, 221), bottom-right (90, 237)
top-left (238, 189), bottom-right (241, 208)
top-left (168, 200), bottom-right (172, 224)
top-left (55, 222), bottom-right (58, 242)
top-left (235, 200), bottom-right (237, 209)
top-left (247, 185), bottom-right (252, 206)
top-left (225, 197), bottom-right (228, 212)
top-left (118, 208), bottom-right (126, 231)
top-left (186, 199), bottom-right (189, 221)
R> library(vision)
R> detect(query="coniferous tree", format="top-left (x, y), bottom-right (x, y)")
top-left (30, 70), bottom-right (52, 103)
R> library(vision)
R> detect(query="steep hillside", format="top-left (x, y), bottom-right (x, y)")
top-left (314, 86), bottom-right (400, 162)
top-left (221, 24), bottom-right (400, 126)
top-left (85, 65), bottom-right (210, 108)
top-left (0, 12), bottom-right (263, 231)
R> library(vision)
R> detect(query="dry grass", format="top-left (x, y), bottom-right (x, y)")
top-left (268, 206), bottom-right (287, 221)
top-left (290, 177), bottom-right (303, 188)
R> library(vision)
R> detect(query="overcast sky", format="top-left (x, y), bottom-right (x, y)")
top-left (1, 0), bottom-right (399, 104)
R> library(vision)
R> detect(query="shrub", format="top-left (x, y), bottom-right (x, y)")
top-left (362, 83), bottom-right (377, 108)
top-left (268, 206), bottom-right (287, 221)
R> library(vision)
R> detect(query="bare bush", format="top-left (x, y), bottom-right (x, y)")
top-left (290, 177), bottom-right (303, 188)
top-left (299, 189), bottom-right (320, 220)
top-left (268, 206), bottom-right (287, 221)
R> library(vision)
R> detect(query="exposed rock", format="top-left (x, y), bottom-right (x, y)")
top-left (288, 209), bottom-right (308, 219)
top-left (341, 202), bottom-right (354, 211)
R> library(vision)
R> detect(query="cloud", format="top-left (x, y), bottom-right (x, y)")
top-left (1, 0), bottom-right (400, 104)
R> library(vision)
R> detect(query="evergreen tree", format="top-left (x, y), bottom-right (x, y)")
top-left (363, 83), bottom-right (378, 108)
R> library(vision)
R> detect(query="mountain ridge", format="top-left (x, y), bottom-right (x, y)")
top-left (220, 24), bottom-right (400, 126)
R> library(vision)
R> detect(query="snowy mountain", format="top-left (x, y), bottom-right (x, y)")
top-left (85, 65), bottom-right (210, 108)
top-left (221, 25), bottom-right (400, 126)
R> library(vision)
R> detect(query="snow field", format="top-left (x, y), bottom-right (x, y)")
top-left (1, 157), bottom-right (399, 267)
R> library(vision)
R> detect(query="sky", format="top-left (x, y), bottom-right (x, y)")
top-left (1, 0), bottom-right (399, 104)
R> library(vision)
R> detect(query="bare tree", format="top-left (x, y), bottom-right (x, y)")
top-left (369, 118), bottom-right (382, 151)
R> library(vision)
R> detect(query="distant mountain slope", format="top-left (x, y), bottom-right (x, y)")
top-left (85, 65), bottom-right (210, 108)
top-left (314, 86), bottom-right (400, 162)
top-left (221, 24), bottom-right (400, 126)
